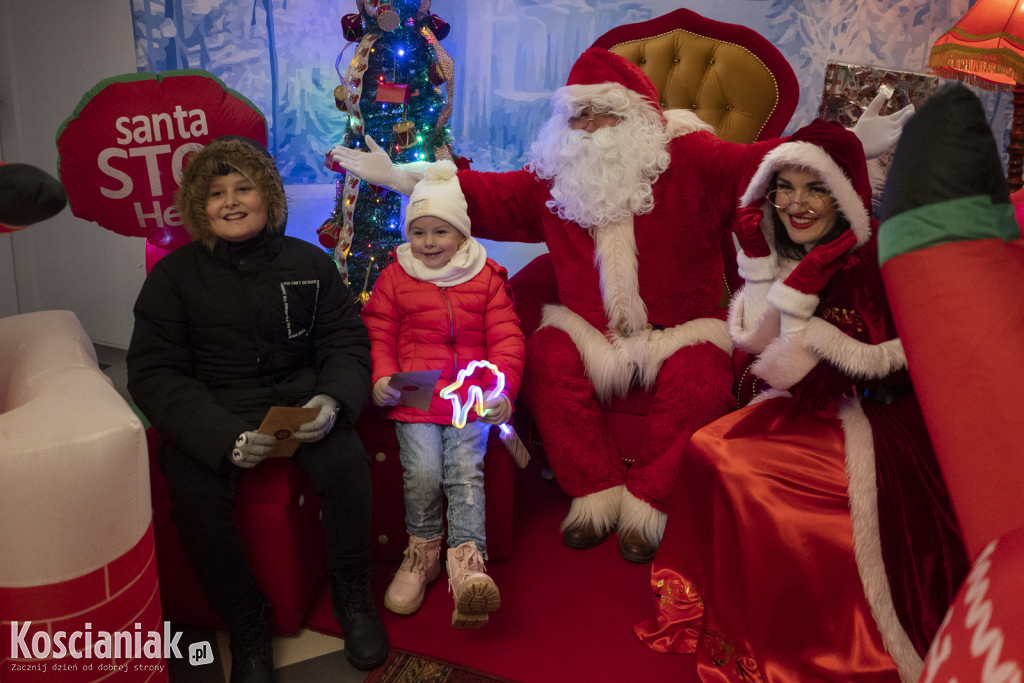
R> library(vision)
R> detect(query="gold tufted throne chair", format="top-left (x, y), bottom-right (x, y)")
top-left (508, 8), bottom-right (799, 458)
top-left (594, 7), bottom-right (797, 145)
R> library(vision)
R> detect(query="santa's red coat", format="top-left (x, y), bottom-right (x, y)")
top-left (458, 131), bottom-right (781, 510)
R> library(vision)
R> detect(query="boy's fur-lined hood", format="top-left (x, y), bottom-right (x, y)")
top-left (176, 136), bottom-right (287, 249)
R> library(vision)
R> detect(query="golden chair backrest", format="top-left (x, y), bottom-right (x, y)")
top-left (609, 30), bottom-right (783, 145)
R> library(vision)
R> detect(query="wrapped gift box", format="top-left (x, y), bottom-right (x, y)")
top-left (817, 62), bottom-right (941, 126)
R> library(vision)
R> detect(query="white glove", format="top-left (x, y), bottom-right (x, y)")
top-left (327, 136), bottom-right (420, 195)
top-left (767, 279), bottom-right (820, 338)
top-left (293, 393), bottom-right (339, 443)
top-left (230, 431), bottom-right (276, 469)
top-left (478, 393), bottom-right (512, 425)
top-left (851, 91), bottom-right (915, 159)
top-left (372, 376), bottom-right (400, 407)
top-left (779, 310), bottom-right (811, 337)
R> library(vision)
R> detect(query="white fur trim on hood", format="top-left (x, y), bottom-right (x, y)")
top-left (739, 141), bottom-right (872, 248)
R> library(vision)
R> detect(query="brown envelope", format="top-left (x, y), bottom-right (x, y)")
top-left (257, 406), bottom-right (321, 458)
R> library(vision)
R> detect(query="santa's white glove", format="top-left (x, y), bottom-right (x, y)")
top-left (327, 136), bottom-right (419, 195)
top-left (230, 431), bottom-right (276, 469)
top-left (293, 394), bottom-right (339, 443)
top-left (478, 393), bottom-right (512, 425)
top-left (851, 91), bottom-right (915, 159)
top-left (372, 376), bottom-right (401, 407)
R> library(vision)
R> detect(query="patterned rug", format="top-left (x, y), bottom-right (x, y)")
top-left (364, 649), bottom-right (516, 683)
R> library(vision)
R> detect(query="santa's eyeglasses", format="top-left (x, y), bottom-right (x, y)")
top-left (766, 188), bottom-right (833, 216)
top-left (568, 108), bottom-right (621, 130)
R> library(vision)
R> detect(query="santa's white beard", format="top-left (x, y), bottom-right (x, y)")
top-left (527, 114), bottom-right (670, 230)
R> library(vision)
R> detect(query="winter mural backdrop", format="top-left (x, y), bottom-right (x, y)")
top-left (132, 0), bottom-right (999, 275)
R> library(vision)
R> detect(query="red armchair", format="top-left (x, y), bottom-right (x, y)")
top-left (147, 427), bottom-right (327, 635)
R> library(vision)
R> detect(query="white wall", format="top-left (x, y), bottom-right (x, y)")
top-left (0, 0), bottom-right (142, 347)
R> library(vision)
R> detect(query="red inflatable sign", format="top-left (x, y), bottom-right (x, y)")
top-left (56, 70), bottom-right (266, 246)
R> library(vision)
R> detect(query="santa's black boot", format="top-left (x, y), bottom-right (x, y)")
top-left (227, 600), bottom-right (276, 683)
top-left (331, 569), bottom-right (388, 670)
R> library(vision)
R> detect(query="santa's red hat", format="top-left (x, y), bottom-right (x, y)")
top-left (551, 47), bottom-right (664, 123)
top-left (564, 47), bottom-right (660, 109)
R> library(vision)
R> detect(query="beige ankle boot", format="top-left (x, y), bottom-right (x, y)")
top-left (446, 541), bottom-right (500, 629)
top-left (384, 535), bottom-right (441, 615)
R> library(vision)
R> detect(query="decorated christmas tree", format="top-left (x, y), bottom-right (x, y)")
top-left (318, 0), bottom-right (459, 303)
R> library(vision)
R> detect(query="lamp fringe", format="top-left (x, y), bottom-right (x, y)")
top-left (928, 44), bottom-right (1024, 91)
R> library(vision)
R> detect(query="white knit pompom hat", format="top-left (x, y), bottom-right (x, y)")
top-left (403, 160), bottom-right (471, 238)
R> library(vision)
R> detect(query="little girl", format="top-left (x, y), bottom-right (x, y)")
top-left (360, 160), bottom-right (525, 629)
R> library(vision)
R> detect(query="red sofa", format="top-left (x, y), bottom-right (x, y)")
top-left (147, 408), bottom-right (515, 635)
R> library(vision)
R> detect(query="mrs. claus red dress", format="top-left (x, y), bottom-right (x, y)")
top-left (635, 121), bottom-right (968, 682)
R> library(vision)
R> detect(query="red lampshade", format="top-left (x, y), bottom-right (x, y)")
top-left (928, 0), bottom-right (1024, 90)
top-left (928, 0), bottom-right (1024, 191)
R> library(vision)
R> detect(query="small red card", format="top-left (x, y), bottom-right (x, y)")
top-left (375, 82), bottom-right (409, 104)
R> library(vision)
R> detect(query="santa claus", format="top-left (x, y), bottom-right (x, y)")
top-left (329, 47), bottom-right (908, 563)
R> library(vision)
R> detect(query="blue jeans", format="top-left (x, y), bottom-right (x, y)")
top-left (394, 420), bottom-right (490, 556)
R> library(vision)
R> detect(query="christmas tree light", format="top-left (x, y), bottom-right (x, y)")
top-left (318, 0), bottom-right (459, 304)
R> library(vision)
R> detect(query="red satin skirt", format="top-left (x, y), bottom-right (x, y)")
top-left (634, 397), bottom-right (900, 682)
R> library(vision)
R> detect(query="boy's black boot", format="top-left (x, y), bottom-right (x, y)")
top-left (227, 599), bottom-right (276, 683)
top-left (331, 568), bottom-right (389, 670)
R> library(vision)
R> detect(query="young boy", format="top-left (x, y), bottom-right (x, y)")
top-left (127, 136), bottom-right (387, 680)
top-left (361, 160), bottom-right (525, 628)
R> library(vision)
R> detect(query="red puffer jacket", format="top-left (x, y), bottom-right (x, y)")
top-left (360, 257), bottom-right (525, 424)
